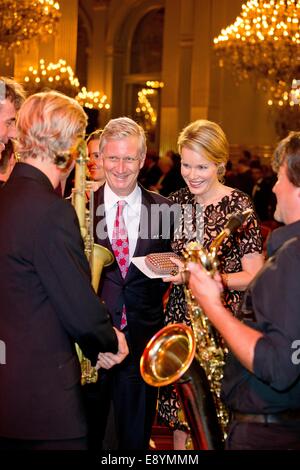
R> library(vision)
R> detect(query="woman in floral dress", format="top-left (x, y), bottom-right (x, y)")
top-left (158, 120), bottom-right (264, 449)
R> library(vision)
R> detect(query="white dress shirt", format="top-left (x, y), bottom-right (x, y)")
top-left (104, 183), bottom-right (142, 263)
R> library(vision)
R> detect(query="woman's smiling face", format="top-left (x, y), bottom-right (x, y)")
top-left (180, 146), bottom-right (219, 201)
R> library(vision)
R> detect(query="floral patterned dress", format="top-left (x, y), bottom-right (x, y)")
top-left (158, 186), bottom-right (263, 430)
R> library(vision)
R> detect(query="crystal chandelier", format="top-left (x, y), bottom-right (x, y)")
top-left (136, 88), bottom-right (157, 125)
top-left (76, 87), bottom-right (111, 110)
top-left (23, 59), bottom-right (111, 112)
top-left (213, 0), bottom-right (300, 106)
top-left (273, 78), bottom-right (300, 138)
top-left (0, 0), bottom-right (60, 57)
top-left (134, 81), bottom-right (164, 132)
top-left (290, 78), bottom-right (300, 104)
top-left (23, 59), bottom-right (80, 98)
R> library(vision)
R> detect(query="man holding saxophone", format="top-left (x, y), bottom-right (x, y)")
top-left (0, 90), bottom-right (128, 450)
top-left (187, 131), bottom-right (300, 450)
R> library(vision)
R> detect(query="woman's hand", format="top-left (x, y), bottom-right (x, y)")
top-left (163, 257), bottom-right (186, 285)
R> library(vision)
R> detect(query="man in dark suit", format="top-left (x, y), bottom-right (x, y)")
top-left (0, 91), bottom-right (128, 450)
top-left (88, 117), bottom-right (175, 450)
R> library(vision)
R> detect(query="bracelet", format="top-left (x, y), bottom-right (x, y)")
top-left (221, 272), bottom-right (229, 288)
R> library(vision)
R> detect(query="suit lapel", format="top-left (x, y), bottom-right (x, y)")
top-left (132, 187), bottom-right (152, 258)
top-left (95, 185), bottom-right (157, 282)
top-left (94, 185), bottom-right (123, 282)
top-left (125, 187), bottom-right (153, 281)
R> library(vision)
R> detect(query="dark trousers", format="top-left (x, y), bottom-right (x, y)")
top-left (83, 356), bottom-right (157, 450)
top-left (0, 436), bottom-right (87, 450)
top-left (111, 361), bottom-right (157, 450)
top-left (82, 376), bottom-right (118, 451)
top-left (226, 421), bottom-right (300, 450)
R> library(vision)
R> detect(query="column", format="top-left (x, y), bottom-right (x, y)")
top-left (160, 0), bottom-right (181, 155)
top-left (87, 0), bottom-right (109, 92)
top-left (190, 0), bottom-right (212, 121)
top-left (177, 0), bottom-right (195, 131)
top-left (53, 0), bottom-right (78, 70)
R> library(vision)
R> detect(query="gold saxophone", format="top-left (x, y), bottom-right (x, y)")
top-left (140, 209), bottom-right (252, 449)
top-left (72, 139), bottom-right (114, 385)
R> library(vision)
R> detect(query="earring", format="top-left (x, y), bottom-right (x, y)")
top-left (54, 152), bottom-right (70, 169)
top-left (217, 163), bottom-right (225, 175)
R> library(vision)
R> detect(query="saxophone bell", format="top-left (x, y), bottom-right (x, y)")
top-left (140, 323), bottom-right (223, 450)
top-left (141, 323), bottom-right (195, 387)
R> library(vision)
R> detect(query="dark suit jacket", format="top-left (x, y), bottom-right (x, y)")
top-left (94, 184), bottom-right (174, 359)
top-left (0, 163), bottom-right (117, 440)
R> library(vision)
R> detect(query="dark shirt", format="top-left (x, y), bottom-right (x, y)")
top-left (222, 220), bottom-right (300, 413)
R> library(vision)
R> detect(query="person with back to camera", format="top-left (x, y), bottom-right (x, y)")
top-left (0, 90), bottom-right (128, 450)
top-left (158, 119), bottom-right (264, 449)
top-left (187, 130), bottom-right (300, 450)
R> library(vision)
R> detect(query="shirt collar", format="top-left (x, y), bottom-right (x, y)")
top-left (104, 182), bottom-right (141, 212)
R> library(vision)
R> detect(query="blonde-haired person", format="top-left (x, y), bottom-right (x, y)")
top-left (158, 119), bottom-right (264, 449)
top-left (17, 90), bottom-right (87, 162)
top-left (98, 115), bottom-right (147, 156)
top-left (187, 131), bottom-right (300, 450)
top-left (0, 91), bottom-right (128, 450)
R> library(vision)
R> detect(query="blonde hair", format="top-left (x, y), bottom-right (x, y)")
top-left (99, 117), bottom-right (147, 158)
top-left (17, 91), bottom-right (87, 162)
top-left (177, 119), bottom-right (229, 180)
top-left (86, 128), bottom-right (102, 144)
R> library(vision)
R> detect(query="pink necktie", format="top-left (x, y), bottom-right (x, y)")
top-left (111, 200), bottom-right (129, 329)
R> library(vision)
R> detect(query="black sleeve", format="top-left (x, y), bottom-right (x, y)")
top-left (253, 239), bottom-right (300, 390)
top-left (33, 198), bottom-right (118, 364)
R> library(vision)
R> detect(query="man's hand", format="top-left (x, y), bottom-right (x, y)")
top-left (187, 262), bottom-right (223, 311)
top-left (96, 327), bottom-right (129, 370)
